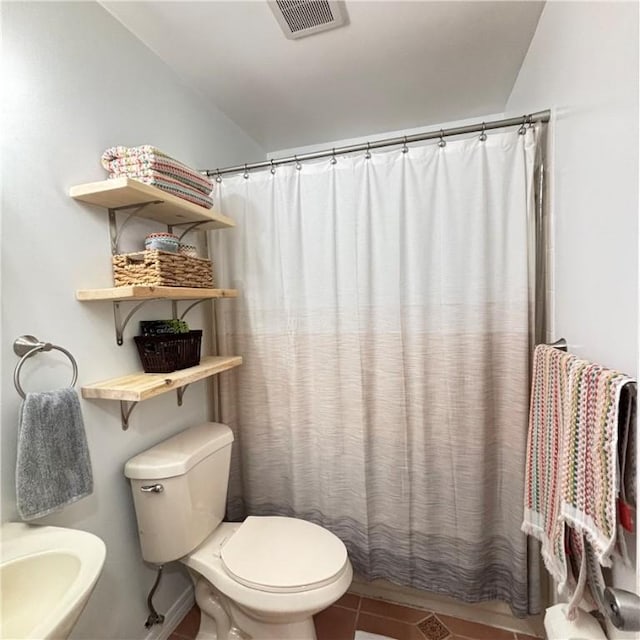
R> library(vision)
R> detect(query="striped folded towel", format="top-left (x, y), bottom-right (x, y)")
top-left (116, 173), bottom-right (213, 209)
top-left (522, 344), bottom-right (574, 590)
top-left (101, 146), bottom-right (214, 209)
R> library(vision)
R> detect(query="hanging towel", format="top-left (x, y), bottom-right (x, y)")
top-left (617, 383), bottom-right (637, 525)
top-left (522, 344), bottom-right (575, 590)
top-left (559, 361), bottom-right (635, 566)
top-left (16, 388), bottom-right (93, 520)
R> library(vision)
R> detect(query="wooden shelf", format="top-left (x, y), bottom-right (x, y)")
top-left (69, 177), bottom-right (235, 229)
top-left (76, 286), bottom-right (238, 302)
top-left (82, 355), bottom-right (243, 402)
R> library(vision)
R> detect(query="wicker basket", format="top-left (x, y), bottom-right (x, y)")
top-left (112, 250), bottom-right (214, 288)
top-left (134, 330), bottom-right (203, 373)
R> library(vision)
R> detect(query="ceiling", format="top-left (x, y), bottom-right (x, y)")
top-left (101, 1), bottom-right (544, 152)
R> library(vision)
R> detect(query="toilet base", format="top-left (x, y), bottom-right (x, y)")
top-left (193, 576), bottom-right (317, 640)
top-left (231, 604), bottom-right (316, 640)
top-left (544, 604), bottom-right (606, 640)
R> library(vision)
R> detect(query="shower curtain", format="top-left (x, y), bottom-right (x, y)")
top-left (210, 127), bottom-right (542, 616)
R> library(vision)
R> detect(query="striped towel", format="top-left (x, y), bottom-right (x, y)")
top-left (522, 344), bottom-right (574, 590)
top-left (101, 146), bottom-right (214, 209)
top-left (101, 146), bottom-right (213, 194)
top-left (560, 360), bottom-right (635, 566)
top-left (114, 173), bottom-right (213, 209)
top-left (524, 344), bottom-right (636, 618)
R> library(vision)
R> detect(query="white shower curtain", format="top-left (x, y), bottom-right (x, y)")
top-left (210, 128), bottom-right (541, 616)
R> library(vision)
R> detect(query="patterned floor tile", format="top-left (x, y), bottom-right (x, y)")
top-left (417, 614), bottom-right (451, 640)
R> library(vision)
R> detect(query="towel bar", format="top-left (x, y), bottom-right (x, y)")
top-left (548, 338), bottom-right (567, 352)
top-left (13, 335), bottom-right (78, 399)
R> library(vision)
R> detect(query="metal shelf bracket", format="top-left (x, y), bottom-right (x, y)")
top-left (120, 400), bottom-right (138, 431)
top-left (113, 300), bottom-right (152, 346)
top-left (111, 297), bottom-right (214, 345)
top-left (108, 201), bottom-right (163, 255)
top-left (176, 385), bottom-right (191, 407)
top-left (166, 221), bottom-right (208, 241)
top-left (179, 299), bottom-right (208, 320)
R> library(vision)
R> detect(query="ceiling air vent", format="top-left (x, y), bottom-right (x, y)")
top-left (269, 0), bottom-right (348, 40)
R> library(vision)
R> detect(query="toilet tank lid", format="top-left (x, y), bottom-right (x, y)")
top-left (124, 422), bottom-right (233, 480)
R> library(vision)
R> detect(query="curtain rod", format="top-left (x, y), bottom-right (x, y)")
top-left (204, 110), bottom-right (550, 178)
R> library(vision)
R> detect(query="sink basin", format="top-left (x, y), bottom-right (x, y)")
top-left (1, 523), bottom-right (106, 639)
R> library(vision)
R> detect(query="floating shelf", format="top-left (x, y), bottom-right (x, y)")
top-left (76, 286), bottom-right (238, 302)
top-left (82, 355), bottom-right (242, 402)
top-left (69, 177), bottom-right (234, 229)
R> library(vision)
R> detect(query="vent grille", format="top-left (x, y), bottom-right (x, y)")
top-left (269, 0), bottom-right (347, 40)
top-left (277, 1), bottom-right (334, 33)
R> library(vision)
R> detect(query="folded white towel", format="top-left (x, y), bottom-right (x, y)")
top-left (16, 388), bottom-right (93, 520)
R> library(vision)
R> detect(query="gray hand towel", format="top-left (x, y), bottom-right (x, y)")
top-left (16, 388), bottom-right (93, 520)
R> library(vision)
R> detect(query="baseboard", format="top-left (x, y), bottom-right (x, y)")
top-left (349, 576), bottom-right (545, 637)
top-left (144, 586), bottom-right (195, 640)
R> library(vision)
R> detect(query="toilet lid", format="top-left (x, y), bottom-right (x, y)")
top-left (221, 516), bottom-right (348, 593)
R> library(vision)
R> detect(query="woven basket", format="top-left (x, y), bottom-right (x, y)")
top-left (112, 250), bottom-right (214, 288)
top-left (134, 330), bottom-right (202, 373)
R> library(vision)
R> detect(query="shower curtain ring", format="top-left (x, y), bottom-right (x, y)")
top-left (479, 123), bottom-right (487, 142)
top-left (438, 129), bottom-right (446, 148)
top-left (402, 136), bottom-right (409, 154)
top-left (295, 155), bottom-right (302, 170)
top-left (365, 142), bottom-right (371, 160)
top-left (215, 169), bottom-right (222, 183)
top-left (243, 164), bottom-right (249, 179)
top-left (270, 159), bottom-right (276, 175)
top-left (331, 148), bottom-right (337, 165)
top-left (518, 115), bottom-right (527, 135)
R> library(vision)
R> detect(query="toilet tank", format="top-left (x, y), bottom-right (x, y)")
top-left (124, 422), bottom-right (233, 564)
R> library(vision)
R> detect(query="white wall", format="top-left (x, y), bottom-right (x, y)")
top-left (507, 0), bottom-right (639, 628)
top-left (0, 3), bottom-right (264, 639)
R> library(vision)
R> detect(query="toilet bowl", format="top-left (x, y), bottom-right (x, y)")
top-left (184, 519), bottom-right (352, 639)
top-left (124, 422), bottom-right (352, 640)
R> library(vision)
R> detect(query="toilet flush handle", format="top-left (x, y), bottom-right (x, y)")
top-left (140, 484), bottom-right (164, 493)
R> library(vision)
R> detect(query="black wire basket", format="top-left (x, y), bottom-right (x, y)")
top-left (134, 330), bottom-right (202, 373)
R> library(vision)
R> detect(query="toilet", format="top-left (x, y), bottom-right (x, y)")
top-left (124, 422), bottom-right (352, 640)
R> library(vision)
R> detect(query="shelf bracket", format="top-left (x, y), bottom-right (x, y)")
top-left (108, 201), bottom-right (163, 255)
top-left (173, 221), bottom-right (208, 241)
top-left (113, 300), bottom-right (152, 346)
top-left (179, 299), bottom-right (208, 320)
top-left (120, 400), bottom-right (138, 431)
top-left (111, 297), bottom-right (214, 345)
top-left (176, 385), bottom-right (191, 407)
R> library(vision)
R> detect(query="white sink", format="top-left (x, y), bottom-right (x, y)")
top-left (1, 522), bottom-right (106, 639)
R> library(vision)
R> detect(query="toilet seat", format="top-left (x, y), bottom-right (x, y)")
top-left (221, 516), bottom-right (348, 593)
top-left (183, 519), bottom-right (353, 620)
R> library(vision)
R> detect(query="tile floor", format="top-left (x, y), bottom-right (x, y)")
top-left (169, 593), bottom-right (542, 640)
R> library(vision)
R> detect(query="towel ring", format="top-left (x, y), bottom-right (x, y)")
top-left (13, 335), bottom-right (78, 399)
